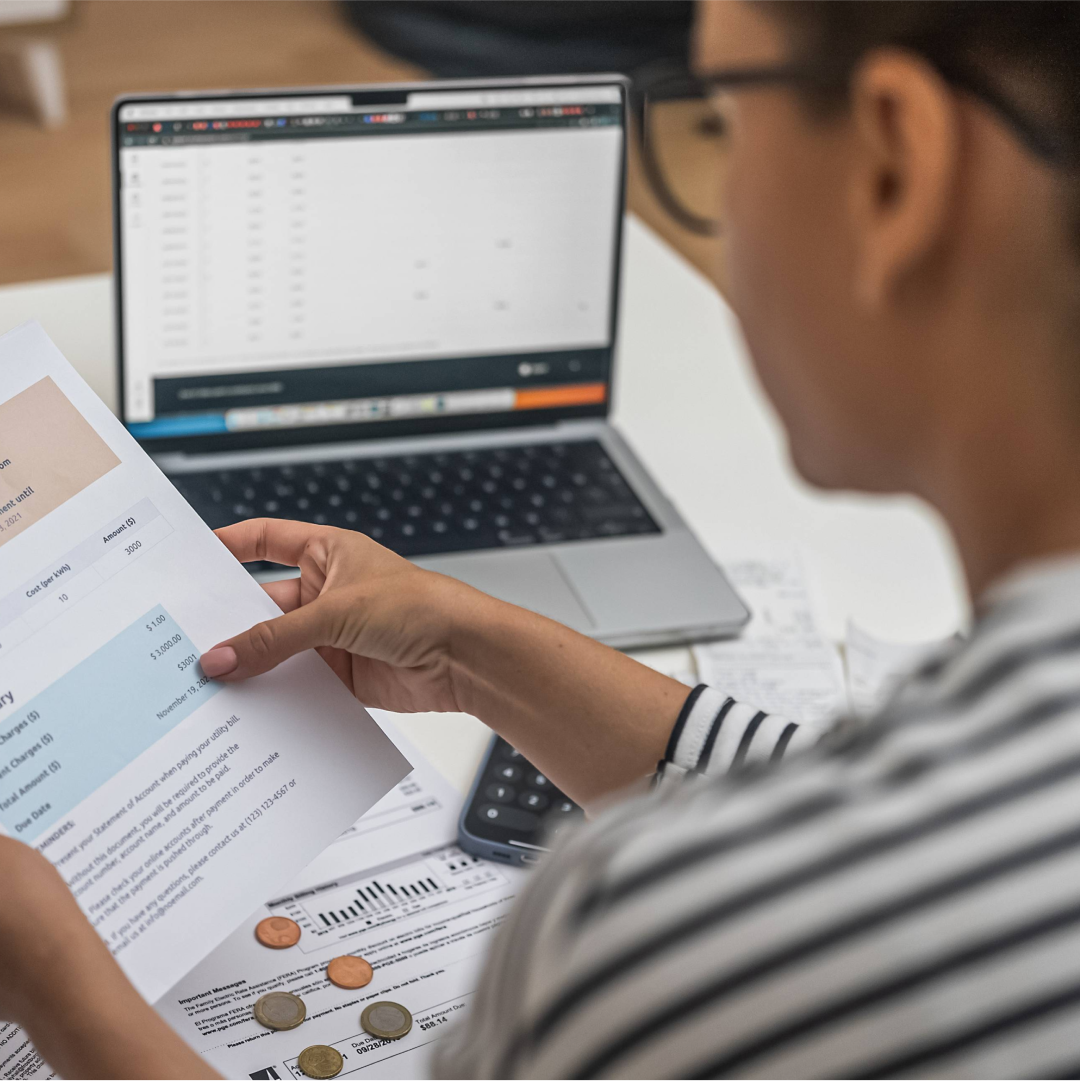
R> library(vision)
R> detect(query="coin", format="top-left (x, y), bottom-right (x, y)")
top-left (360, 1000), bottom-right (412, 1040)
top-left (297, 1044), bottom-right (344, 1079)
top-left (255, 916), bottom-right (301, 949)
top-left (253, 991), bottom-right (307, 1030)
top-left (326, 954), bottom-right (373, 989)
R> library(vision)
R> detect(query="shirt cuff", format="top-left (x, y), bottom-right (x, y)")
top-left (664, 684), bottom-right (803, 777)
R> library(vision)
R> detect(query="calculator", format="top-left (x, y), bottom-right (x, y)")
top-left (457, 735), bottom-right (583, 866)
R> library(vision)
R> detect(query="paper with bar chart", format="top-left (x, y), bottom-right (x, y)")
top-left (0, 322), bottom-right (410, 1006)
top-left (155, 725), bottom-right (526, 1081)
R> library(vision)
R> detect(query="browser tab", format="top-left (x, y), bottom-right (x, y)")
top-left (406, 86), bottom-right (622, 109)
top-left (117, 96), bottom-right (353, 122)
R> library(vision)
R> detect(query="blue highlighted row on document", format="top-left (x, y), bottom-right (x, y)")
top-left (0, 605), bottom-right (220, 836)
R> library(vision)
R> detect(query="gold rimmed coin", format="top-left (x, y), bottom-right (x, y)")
top-left (255, 916), bottom-right (301, 949)
top-left (326, 954), bottom-right (373, 990)
top-left (360, 1000), bottom-right (412, 1040)
top-left (253, 991), bottom-right (306, 1031)
top-left (297, 1044), bottom-right (344, 1079)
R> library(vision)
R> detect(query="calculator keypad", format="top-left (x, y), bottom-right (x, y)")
top-left (470, 738), bottom-right (583, 847)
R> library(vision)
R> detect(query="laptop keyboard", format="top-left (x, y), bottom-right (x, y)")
top-left (170, 439), bottom-right (661, 562)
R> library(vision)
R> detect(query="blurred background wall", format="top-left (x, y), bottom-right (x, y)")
top-left (0, 0), bottom-right (719, 288)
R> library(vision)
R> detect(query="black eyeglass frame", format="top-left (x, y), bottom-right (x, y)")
top-left (636, 59), bottom-right (1073, 237)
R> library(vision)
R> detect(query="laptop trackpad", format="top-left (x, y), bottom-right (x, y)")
top-left (418, 551), bottom-right (595, 632)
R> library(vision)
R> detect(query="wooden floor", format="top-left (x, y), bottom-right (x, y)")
top-left (0, 1), bottom-right (719, 287)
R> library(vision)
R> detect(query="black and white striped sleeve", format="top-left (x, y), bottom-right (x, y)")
top-left (659, 684), bottom-right (822, 780)
top-left (432, 563), bottom-right (1080, 1080)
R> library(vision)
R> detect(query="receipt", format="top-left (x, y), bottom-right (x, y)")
top-left (845, 620), bottom-right (950, 717)
top-left (0, 322), bottom-right (409, 1005)
top-left (694, 554), bottom-right (849, 726)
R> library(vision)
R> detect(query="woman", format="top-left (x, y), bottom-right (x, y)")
top-left (6, 1), bottom-right (1080, 1076)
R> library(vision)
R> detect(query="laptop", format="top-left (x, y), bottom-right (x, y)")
top-left (111, 75), bottom-right (749, 649)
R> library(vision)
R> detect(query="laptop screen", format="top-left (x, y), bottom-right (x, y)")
top-left (113, 80), bottom-right (626, 450)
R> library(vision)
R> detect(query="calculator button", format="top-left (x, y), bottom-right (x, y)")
top-left (494, 764), bottom-right (523, 783)
top-left (486, 783), bottom-right (515, 803)
top-left (543, 807), bottom-right (579, 837)
top-left (527, 771), bottom-right (550, 789)
top-left (519, 791), bottom-right (549, 812)
top-left (554, 799), bottom-right (576, 814)
top-left (477, 804), bottom-right (540, 831)
top-left (500, 745), bottom-right (524, 761)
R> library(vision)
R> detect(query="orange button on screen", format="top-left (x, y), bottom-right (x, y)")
top-left (514, 383), bottom-right (607, 410)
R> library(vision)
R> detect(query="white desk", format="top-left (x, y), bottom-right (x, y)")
top-left (0, 216), bottom-right (967, 793)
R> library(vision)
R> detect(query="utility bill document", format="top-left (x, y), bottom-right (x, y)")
top-left (0, 322), bottom-right (410, 1001)
top-left (156, 726), bottom-right (526, 1080)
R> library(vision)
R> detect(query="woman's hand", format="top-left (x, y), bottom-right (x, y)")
top-left (201, 518), bottom-right (490, 713)
top-left (0, 837), bottom-right (217, 1078)
top-left (201, 518), bottom-right (687, 806)
top-left (0, 835), bottom-right (94, 1026)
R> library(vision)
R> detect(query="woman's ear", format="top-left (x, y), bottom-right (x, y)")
top-left (847, 49), bottom-right (961, 309)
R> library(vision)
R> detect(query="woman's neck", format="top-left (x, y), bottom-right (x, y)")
top-left (923, 386), bottom-right (1080, 601)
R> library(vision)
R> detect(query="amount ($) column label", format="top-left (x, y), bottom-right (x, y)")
top-left (0, 605), bottom-right (220, 838)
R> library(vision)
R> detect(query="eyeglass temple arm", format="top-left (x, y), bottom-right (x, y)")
top-left (632, 69), bottom-right (721, 237)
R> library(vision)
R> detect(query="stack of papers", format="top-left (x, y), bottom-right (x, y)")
top-left (693, 556), bottom-right (952, 730)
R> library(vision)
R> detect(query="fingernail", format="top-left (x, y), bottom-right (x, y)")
top-left (200, 646), bottom-right (238, 677)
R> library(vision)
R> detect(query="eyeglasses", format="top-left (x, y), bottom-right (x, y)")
top-left (637, 59), bottom-right (1074, 237)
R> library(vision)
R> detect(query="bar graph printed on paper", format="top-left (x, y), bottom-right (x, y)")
top-left (321, 869), bottom-right (440, 926)
top-left (266, 845), bottom-right (508, 951)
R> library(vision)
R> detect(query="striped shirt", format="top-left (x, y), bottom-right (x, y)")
top-left (433, 556), bottom-right (1080, 1079)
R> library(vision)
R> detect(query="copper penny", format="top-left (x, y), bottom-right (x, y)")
top-left (326, 954), bottom-right (374, 989)
top-left (255, 916), bottom-right (301, 949)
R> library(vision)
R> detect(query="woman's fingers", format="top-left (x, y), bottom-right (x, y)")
top-left (200, 598), bottom-right (340, 680)
top-left (215, 518), bottom-right (329, 569)
top-left (316, 644), bottom-right (356, 692)
top-left (262, 576), bottom-right (302, 613)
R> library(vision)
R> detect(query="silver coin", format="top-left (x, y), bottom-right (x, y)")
top-left (360, 1000), bottom-right (412, 1040)
top-left (253, 991), bottom-right (306, 1030)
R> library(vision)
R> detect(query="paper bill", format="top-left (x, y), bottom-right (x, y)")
top-left (0, 322), bottom-right (409, 1004)
top-left (155, 717), bottom-right (526, 1080)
